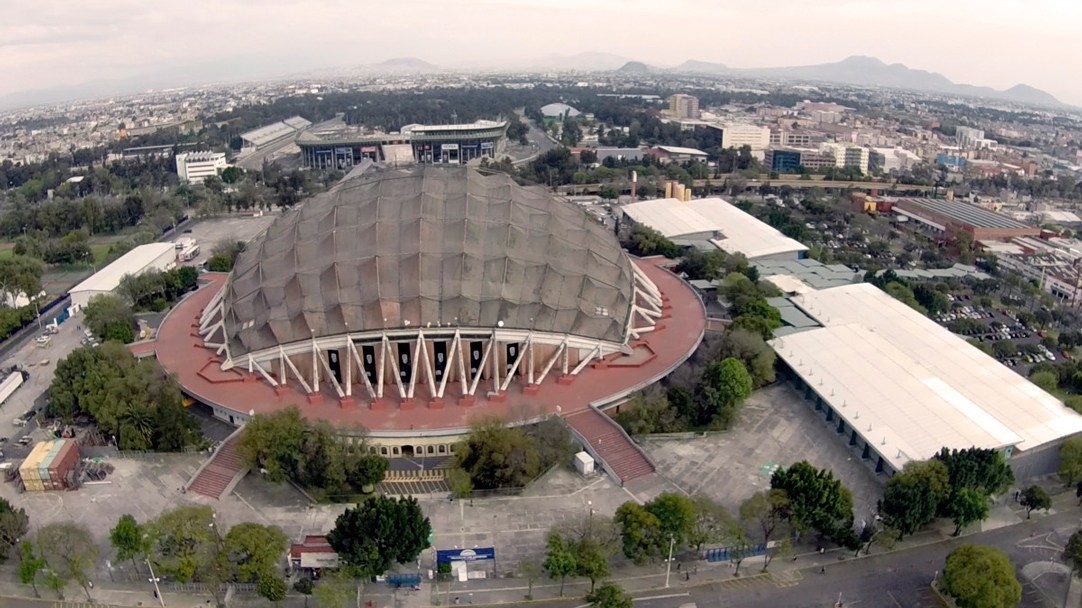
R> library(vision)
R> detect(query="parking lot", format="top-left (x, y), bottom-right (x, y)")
top-left (172, 212), bottom-right (278, 269)
top-left (933, 293), bottom-right (1058, 376)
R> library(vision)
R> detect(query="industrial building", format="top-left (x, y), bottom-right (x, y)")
top-left (648, 145), bottom-right (708, 164)
top-left (619, 196), bottom-right (809, 261)
top-left (175, 152), bottom-right (228, 183)
top-left (889, 197), bottom-right (1041, 241)
top-left (296, 120), bottom-right (509, 169)
top-left (770, 283), bottom-right (1082, 480)
top-left (69, 243), bottom-right (177, 308)
top-left (240, 116), bottom-right (312, 150)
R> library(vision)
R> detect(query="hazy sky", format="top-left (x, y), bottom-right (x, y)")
top-left (3, 0), bottom-right (1081, 104)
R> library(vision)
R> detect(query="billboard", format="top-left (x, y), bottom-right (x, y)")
top-left (441, 143), bottom-right (459, 151)
top-left (327, 350), bottom-right (342, 383)
top-left (481, 141), bottom-right (495, 149)
top-left (436, 547), bottom-right (496, 564)
top-left (397, 343), bottom-right (412, 382)
top-left (361, 146), bottom-right (378, 153)
top-left (361, 344), bottom-right (376, 383)
top-left (433, 341), bottom-right (448, 382)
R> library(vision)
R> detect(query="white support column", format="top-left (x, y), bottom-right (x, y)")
top-left (376, 335), bottom-right (386, 399)
top-left (570, 343), bottom-right (602, 376)
top-left (318, 351), bottom-right (345, 398)
top-left (343, 336), bottom-right (352, 397)
top-left (279, 351), bottom-right (287, 386)
top-left (437, 331), bottom-right (462, 399)
top-left (527, 336), bottom-right (535, 385)
top-left (467, 337), bottom-right (495, 396)
top-left (561, 341), bottom-right (569, 375)
top-left (491, 333), bottom-right (501, 395)
top-left (384, 336), bottom-right (407, 400)
top-left (279, 347), bottom-right (313, 394)
top-left (311, 336), bottom-right (320, 393)
top-left (535, 340), bottom-right (565, 385)
top-left (248, 356), bottom-right (279, 387)
top-left (409, 331), bottom-right (432, 400)
top-left (500, 334), bottom-right (531, 392)
top-left (346, 340), bottom-right (377, 400)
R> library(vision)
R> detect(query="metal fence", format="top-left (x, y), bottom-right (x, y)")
top-left (162, 582), bottom-right (257, 595)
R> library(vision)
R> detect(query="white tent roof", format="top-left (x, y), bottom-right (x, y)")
top-left (70, 243), bottom-right (176, 296)
top-left (621, 197), bottom-right (808, 260)
top-left (770, 283), bottom-right (1082, 471)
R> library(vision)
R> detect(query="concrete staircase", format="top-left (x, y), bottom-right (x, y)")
top-left (566, 408), bottom-right (655, 485)
top-left (186, 430), bottom-right (248, 500)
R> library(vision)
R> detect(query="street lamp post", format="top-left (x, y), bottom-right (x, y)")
top-left (663, 535), bottom-right (676, 587)
top-left (146, 558), bottom-right (166, 608)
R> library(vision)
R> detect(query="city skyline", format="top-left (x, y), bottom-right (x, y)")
top-left (2, 0), bottom-right (1081, 106)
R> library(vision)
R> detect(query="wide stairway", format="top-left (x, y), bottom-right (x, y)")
top-left (187, 431), bottom-right (248, 500)
top-left (565, 408), bottom-right (655, 485)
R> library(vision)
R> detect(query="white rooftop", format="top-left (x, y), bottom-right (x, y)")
top-left (70, 243), bottom-right (176, 295)
top-left (770, 283), bottom-right (1082, 471)
top-left (654, 145), bottom-right (708, 156)
top-left (621, 197), bottom-right (809, 260)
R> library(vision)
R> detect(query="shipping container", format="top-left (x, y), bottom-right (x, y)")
top-left (19, 442), bottom-right (50, 482)
top-left (47, 441), bottom-right (79, 489)
top-left (24, 478), bottom-right (44, 492)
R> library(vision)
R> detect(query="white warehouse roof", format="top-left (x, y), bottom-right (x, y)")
top-left (770, 283), bottom-right (1082, 471)
top-left (71, 243), bottom-right (176, 296)
top-left (621, 197), bottom-right (809, 260)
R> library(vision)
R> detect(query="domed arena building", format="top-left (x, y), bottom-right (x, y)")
top-left (139, 166), bottom-right (705, 490)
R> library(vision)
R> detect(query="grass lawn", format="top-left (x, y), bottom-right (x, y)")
top-left (90, 243), bottom-right (111, 264)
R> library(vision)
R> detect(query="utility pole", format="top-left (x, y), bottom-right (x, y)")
top-left (146, 559), bottom-right (166, 608)
top-left (664, 535), bottom-right (676, 588)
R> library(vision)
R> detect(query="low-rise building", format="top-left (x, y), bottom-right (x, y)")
top-left (176, 152), bottom-right (227, 183)
top-left (70, 243), bottom-right (177, 308)
top-left (648, 145), bottom-right (708, 163)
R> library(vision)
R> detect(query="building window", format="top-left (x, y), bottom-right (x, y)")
top-left (427, 445), bottom-right (435, 455)
top-left (392, 446), bottom-right (400, 456)
top-left (438, 445), bottom-right (446, 454)
top-left (380, 446), bottom-right (388, 456)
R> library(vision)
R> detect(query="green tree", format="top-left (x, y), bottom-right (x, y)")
top-left (941, 544), bottom-right (1022, 608)
top-left (293, 577), bottom-right (314, 606)
top-left (645, 492), bottom-right (696, 547)
top-left (519, 558), bottom-right (543, 600)
top-left (312, 571), bottom-right (356, 608)
top-left (109, 514), bottom-right (148, 572)
top-left (0, 255), bottom-right (44, 307)
top-left (455, 418), bottom-right (541, 489)
top-left (1063, 530), bottom-right (1082, 577)
top-left (884, 281), bottom-right (926, 314)
top-left (258, 575), bottom-right (288, 603)
top-left (586, 581), bottom-right (633, 608)
top-left (714, 328), bottom-right (777, 388)
top-left (770, 461), bottom-right (854, 544)
top-left (447, 467), bottom-right (474, 499)
top-left (1019, 485), bottom-right (1051, 519)
top-left (880, 459), bottom-right (950, 538)
top-left (18, 541), bottom-right (45, 597)
top-left (740, 490), bottom-right (789, 570)
top-left (223, 522), bottom-right (289, 583)
top-left (145, 505), bottom-right (218, 583)
top-left (543, 530), bottom-right (577, 596)
top-left (36, 522), bottom-right (99, 601)
top-left (220, 166), bottom-right (244, 184)
top-left (83, 294), bottom-right (136, 343)
top-left (614, 502), bottom-right (661, 564)
top-left (49, 342), bottom-right (199, 450)
top-left (0, 497), bottom-right (29, 562)
top-left (697, 357), bottom-right (754, 428)
top-left (327, 496), bottom-right (432, 578)
top-left (948, 488), bottom-right (990, 536)
top-left (933, 447), bottom-right (1015, 501)
top-left (238, 407), bottom-right (308, 482)
top-left (1060, 437), bottom-right (1082, 486)
top-left (1031, 370), bottom-right (1059, 392)
top-left (206, 240), bottom-right (247, 272)
top-left (687, 494), bottom-right (729, 552)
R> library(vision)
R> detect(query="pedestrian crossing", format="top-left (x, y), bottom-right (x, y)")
top-left (51, 603), bottom-right (124, 608)
top-left (770, 569), bottom-right (804, 588)
top-left (708, 573), bottom-right (773, 591)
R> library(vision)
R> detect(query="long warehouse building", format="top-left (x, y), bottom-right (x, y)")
top-left (619, 196), bottom-right (809, 261)
top-left (770, 282), bottom-right (1082, 480)
top-left (69, 243), bottom-right (177, 308)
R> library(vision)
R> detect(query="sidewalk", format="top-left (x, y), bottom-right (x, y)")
top-left (0, 486), bottom-right (1071, 607)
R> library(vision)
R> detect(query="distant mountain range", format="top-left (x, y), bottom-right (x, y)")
top-left (667, 55), bottom-right (1063, 107)
top-left (0, 53), bottom-right (1065, 111)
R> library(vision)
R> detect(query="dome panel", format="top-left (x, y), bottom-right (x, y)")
top-left (221, 167), bottom-right (643, 355)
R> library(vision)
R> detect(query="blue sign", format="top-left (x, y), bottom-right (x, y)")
top-left (480, 141), bottom-right (495, 149)
top-left (436, 547), bottom-right (496, 564)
